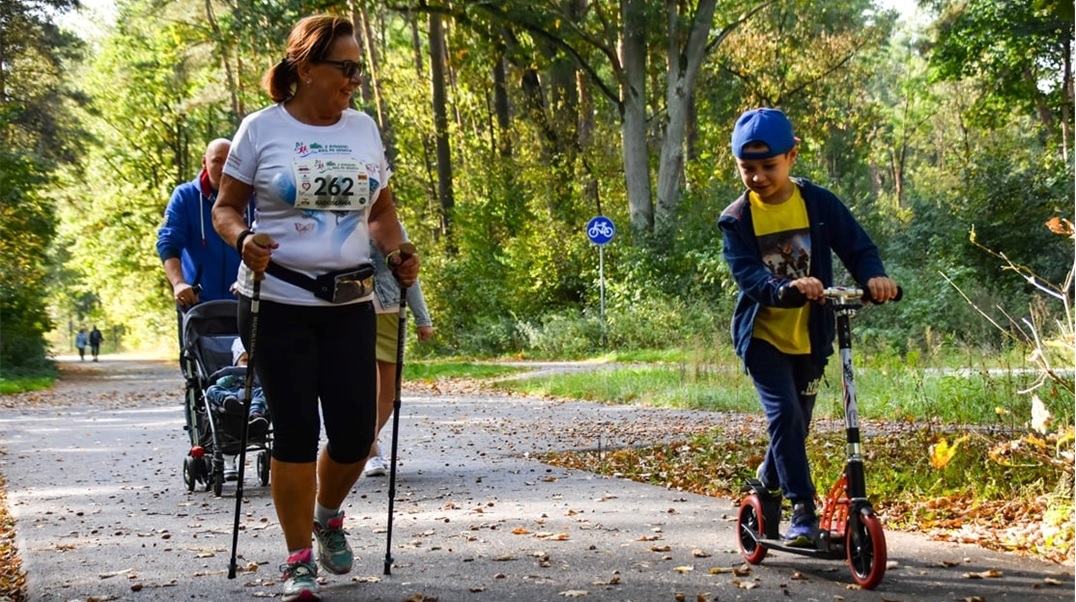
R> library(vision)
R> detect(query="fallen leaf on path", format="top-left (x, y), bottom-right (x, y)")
top-left (962, 569), bottom-right (1003, 579)
top-left (559, 590), bottom-right (588, 597)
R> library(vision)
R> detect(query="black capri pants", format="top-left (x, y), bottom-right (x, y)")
top-left (239, 296), bottom-right (377, 464)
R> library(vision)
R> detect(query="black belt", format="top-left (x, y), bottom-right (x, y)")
top-left (265, 261), bottom-right (375, 304)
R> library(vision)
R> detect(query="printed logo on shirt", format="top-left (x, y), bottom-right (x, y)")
top-left (758, 229), bottom-right (811, 279)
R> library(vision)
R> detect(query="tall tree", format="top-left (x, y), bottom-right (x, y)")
top-left (429, 11), bottom-right (456, 250)
top-left (925, 0), bottom-right (1074, 160)
top-left (0, 0), bottom-right (83, 373)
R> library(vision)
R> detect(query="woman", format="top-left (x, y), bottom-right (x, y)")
top-left (363, 223), bottom-right (433, 478)
top-left (212, 15), bottom-right (418, 602)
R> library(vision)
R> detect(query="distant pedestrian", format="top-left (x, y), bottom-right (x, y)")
top-left (89, 326), bottom-right (104, 362)
top-left (75, 328), bottom-right (88, 361)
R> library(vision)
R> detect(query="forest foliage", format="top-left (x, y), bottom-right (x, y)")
top-left (1, 0), bottom-right (1072, 397)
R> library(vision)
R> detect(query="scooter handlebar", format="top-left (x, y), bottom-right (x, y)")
top-left (777, 285), bottom-right (904, 306)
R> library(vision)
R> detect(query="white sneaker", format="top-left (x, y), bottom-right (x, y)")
top-left (364, 454), bottom-right (387, 477)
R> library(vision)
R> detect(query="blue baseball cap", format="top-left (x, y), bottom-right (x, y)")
top-left (731, 108), bottom-right (796, 160)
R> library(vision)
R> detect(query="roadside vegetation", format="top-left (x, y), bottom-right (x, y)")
top-left (414, 354), bottom-right (1075, 565)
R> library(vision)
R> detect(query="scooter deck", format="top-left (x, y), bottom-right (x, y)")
top-left (744, 528), bottom-right (847, 560)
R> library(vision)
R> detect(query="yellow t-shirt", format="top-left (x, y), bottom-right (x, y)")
top-left (750, 186), bottom-right (811, 354)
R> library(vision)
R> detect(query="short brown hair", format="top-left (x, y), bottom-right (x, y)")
top-left (262, 15), bottom-right (355, 103)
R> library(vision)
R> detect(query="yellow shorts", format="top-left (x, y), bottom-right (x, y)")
top-left (376, 312), bottom-right (401, 363)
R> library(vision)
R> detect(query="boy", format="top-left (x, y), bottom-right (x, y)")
top-left (718, 108), bottom-right (898, 546)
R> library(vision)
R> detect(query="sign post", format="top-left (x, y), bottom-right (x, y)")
top-left (585, 215), bottom-right (615, 347)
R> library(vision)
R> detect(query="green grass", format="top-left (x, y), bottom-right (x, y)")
top-left (403, 360), bottom-right (525, 382)
top-left (490, 350), bottom-right (1074, 426)
top-left (0, 377), bottom-right (55, 395)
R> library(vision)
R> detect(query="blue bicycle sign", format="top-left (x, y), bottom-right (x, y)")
top-left (586, 216), bottom-right (615, 245)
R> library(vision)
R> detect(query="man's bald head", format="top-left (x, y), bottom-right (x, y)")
top-left (203, 138), bottom-right (231, 190)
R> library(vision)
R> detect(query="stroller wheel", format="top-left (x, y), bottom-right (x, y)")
top-left (183, 456), bottom-right (197, 492)
top-left (202, 456), bottom-right (213, 492)
top-left (257, 450), bottom-right (270, 486)
top-left (212, 462), bottom-right (224, 497)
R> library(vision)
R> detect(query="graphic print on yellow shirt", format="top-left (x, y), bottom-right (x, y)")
top-left (750, 185), bottom-right (812, 354)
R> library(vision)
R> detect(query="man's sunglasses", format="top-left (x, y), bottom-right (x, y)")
top-left (318, 59), bottom-right (365, 79)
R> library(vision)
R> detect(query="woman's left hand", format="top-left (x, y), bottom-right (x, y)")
top-left (391, 251), bottom-right (419, 287)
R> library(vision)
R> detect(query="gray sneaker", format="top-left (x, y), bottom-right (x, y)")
top-left (313, 512), bottom-right (353, 574)
top-left (364, 454), bottom-right (387, 477)
top-left (279, 548), bottom-right (319, 601)
top-left (754, 462), bottom-right (780, 495)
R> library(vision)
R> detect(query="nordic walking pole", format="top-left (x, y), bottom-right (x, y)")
top-left (384, 242), bottom-right (416, 575)
top-left (229, 232), bottom-right (273, 580)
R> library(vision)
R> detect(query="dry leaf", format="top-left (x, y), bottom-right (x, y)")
top-left (511, 527), bottom-right (530, 535)
top-left (559, 590), bottom-right (588, 597)
top-left (673, 566), bottom-right (694, 573)
top-left (930, 436), bottom-right (967, 469)
top-left (708, 567), bottom-right (733, 574)
top-left (650, 545), bottom-right (671, 552)
top-left (962, 569), bottom-right (1003, 579)
top-left (691, 548), bottom-right (711, 558)
top-left (1045, 216), bottom-right (1075, 236)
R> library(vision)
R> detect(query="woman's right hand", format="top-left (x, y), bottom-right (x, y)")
top-left (240, 233), bottom-right (277, 275)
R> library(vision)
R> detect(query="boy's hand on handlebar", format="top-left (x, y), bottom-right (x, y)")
top-left (865, 276), bottom-right (899, 304)
top-left (789, 277), bottom-right (825, 302)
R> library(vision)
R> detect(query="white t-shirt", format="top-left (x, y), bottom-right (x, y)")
top-left (224, 104), bottom-right (391, 305)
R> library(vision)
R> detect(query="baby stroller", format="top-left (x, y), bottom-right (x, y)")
top-left (180, 299), bottom-right (272, 496)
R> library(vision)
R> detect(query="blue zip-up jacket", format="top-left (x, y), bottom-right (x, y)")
top-left (718, 178), bottom-right (887, 367)
top-left (155, 173), bottom-right (241, 302)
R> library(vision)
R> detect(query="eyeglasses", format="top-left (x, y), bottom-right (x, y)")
top-left (318, 59), bottom-right (364, 79)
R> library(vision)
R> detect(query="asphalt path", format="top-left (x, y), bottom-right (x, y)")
top-left (0, 357), bottom-right (1072, 602)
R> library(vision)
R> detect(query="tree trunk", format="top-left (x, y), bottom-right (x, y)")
top-left (493, 50), bottom-right (512, 158)
top-left (654, 0), bottom-right (718, 239)
top-left (410, 11), bottom-right (439, 237)
top-left (429, 12), bottom-right (455, 252)
top-left (203, 0), bottom-right (239, 125)
top-left (620, 0), bottom-right (653, 238)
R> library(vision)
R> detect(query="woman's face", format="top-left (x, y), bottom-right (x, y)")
top-left (307, 35), bottom-right (363, 115)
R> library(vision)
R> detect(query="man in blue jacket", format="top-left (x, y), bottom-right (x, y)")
top-left (156, 139), bottom-right (244, 345)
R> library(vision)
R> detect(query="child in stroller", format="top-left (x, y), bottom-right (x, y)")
top-left (205, 337), bottom-right (270, 479)
top-left (181, 299), bottom-right (272, 496)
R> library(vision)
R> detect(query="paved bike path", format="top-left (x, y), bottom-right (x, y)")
top-left (0, 357), bottom-right (1071, 601)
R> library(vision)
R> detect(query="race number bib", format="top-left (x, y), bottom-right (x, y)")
top-left (292, 157), bottom-right (370, 211)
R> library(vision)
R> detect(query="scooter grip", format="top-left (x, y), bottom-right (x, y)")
top-left (777, 285), bottom-right (808, 307)
top-left (862, 286), bottom-right (903, 304)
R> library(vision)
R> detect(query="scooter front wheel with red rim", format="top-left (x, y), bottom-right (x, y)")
top-left (846, 510), bottom-right (887, 589)
top-left (737, 494), bottom-right (768, 564)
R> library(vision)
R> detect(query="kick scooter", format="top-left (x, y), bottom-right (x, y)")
top-left (736, 285), bottom-right (901, 590)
